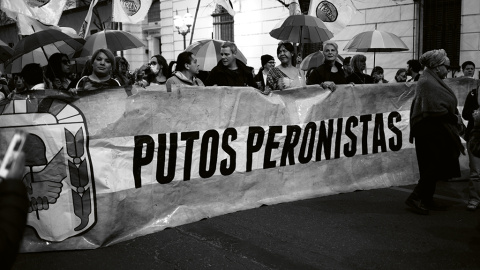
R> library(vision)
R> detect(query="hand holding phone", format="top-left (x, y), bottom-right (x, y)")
top-left (0, 131), bottom-right (27, 182)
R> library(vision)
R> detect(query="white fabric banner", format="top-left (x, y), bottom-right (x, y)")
top-left (0, 0), bottom-right (67, 26)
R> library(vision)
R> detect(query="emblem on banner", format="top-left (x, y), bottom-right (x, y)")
top-left (26, 0), bottom-right (51, 8)
top-left (316, 1), bottom-right (338, 22)
top-left (0, 97), bottom-right (96, 242)
top-left (120, 0), bottom-right (141, 16)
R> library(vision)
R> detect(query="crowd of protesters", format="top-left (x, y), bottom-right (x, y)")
top-left (1, 41), bottom-right (479, 215)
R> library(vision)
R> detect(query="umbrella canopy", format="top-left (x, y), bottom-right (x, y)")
top-left (300, 51), bottom-right (325, 71)
top-left (185, 39), bottom-right (248, 71)
top-left (343, 29), bottom-right (409, 67)
top-left (5, 28), bottom-right (85, 74)
top-left (269, 15), bottom-right (334, 44)
top-left (0, 39), bottom-right (13, 63)
top-left (76, 30), bottom-right (144, 58)
top-left (300, 51), bottom-right (344, 71)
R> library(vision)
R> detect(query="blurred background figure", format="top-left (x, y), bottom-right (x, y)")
top-left (21, 63), bottom-right (45, 91)
top-left (80, 58), bottom-right (93, 78)
top-left (45, 53), bottom-right (77, 91)
top-left (461, 61), bottom-right (475, 78)
top-left (371, 66), bottom-right (388, 83)
top-left (114, 56), bottom-right (133, 86)
top-left (147, 55), bottom-right (170, 85)
top-left (0, 71), bottom-right (9, 100)
top-left (133, 64), bottom-right (150, 88)
top-left (254, 54), bottom-right (275, 91)
top-left (342, 56), bottom-right (353, 78)
top-left (346, 54), bottom-right (374, 84)
top-left (166, 51), bottom-right (204, 92)
top-left (74, 48), bottom-right (120, 92)
top-left (0, 149), bottom-right (28, 270)
top-left (394, 68), bottom-right (408, 83)
top-left (407, 59), bottom-right (422, 82)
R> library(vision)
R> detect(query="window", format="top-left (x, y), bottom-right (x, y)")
top-left (422, 0), bottom-right (461, 69)
top-left (212, 5), bottom-right (234, 41)
top-left (148, 0), bottom-right (160, 23)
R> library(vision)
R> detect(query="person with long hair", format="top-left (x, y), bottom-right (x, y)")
top-left (265, 41), bottom-right (305, 92)
top-left (306, 40), bottom-right (346, 91)
top-left (406, 49), bottom-right (464, 215)
top-left (346, 54), bottom-right (374, 84)
top-left (393, 68), bottom-right (407, 82)
top-left (114, 56), bottom-right (133, 86)
top-left (45, 53), bottom-right (77, 90)
top-left (73, 48), bottom-right (120, 92)
top-left (147, 54), bottom-right (170, 85)
top-left (166, 51), bottom-right (204, 92)
top-left (371, 66), bottom-right (388, 83)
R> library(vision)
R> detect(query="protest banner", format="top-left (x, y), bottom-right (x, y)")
top-left (0, 78), bottom-right (476, 252)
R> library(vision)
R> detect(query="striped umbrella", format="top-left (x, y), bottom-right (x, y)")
top-left (76, 30), bottom-right (144, 58)
top-left (300, 51), bottom-right (344, 71)
top-left (5, 28), bottom-right (85, 74)
top-left (343, 29), bottom-right (409, 67)
top-left (185, 39), bottom-right (248, 71)
top-left (0, 39), bottom-right (13, 63)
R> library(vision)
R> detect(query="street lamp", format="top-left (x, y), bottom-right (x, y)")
top-left (174, 8), bottom-right (193, 49)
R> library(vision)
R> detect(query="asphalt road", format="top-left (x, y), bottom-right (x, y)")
top-left (12, 180), bottom-right (480, 270)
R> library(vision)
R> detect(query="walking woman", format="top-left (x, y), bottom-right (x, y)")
top-left (406, 49), bottom-right (465, 215)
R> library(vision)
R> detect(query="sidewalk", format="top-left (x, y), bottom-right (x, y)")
top-left (12, 180), bottom-right (480, 270)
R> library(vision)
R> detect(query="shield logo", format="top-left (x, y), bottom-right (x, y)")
top-left (0, 97), bottom-right (96, 242)
top-left (120, 0), bottom-right (141, 16)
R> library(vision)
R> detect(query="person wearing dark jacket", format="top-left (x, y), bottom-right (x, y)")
top-left (205, 41), bottom-right (257, 88)
top-left (346, 54), bottom-right (374, 84)
top-left (462, 85), bottom-right (480, 210)
top-left (254, 54), bottom-right (275, 91)
top-left (307, 40), bottom-right (346, 91)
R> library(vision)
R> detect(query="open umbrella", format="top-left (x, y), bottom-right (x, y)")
top-left (270, 14), bottom-right (334, 54)
top-left (76, 30), bottom-right (144, 58)
top-left (0, 39), bottom-right (13, 63)
top-left (185, 39), bottom-right (248, 71)
top-left (343, 29), bottom-right (408, 67)
top-left (300, 51), bottom-right (344, 71)
top-left (5, 28), bottom-right (85, 73)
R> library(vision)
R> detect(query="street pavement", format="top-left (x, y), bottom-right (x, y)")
top-left (12, 180), bottom-right (480, 270)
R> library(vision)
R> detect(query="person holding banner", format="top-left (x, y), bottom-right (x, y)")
top-left (306, 40), bottom-right (346, 91)
top-left (265, 41), bottom-right (305, 93)
top-left (205, 41), bottom-right (257, 88)
top-left (346, 54), bottom-right (374, 84)
top-left (73, 48), bottom-right (120, 92)
top-left (406, 49), bottom-right (464, 215)
top-left (165, 51), bottom-right (204, 92)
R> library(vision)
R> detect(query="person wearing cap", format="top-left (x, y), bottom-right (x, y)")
top-left (306, 40), bottom-right (346, 92)
top-left (254, 54), bottom-right (275, 91)
top-left (406, 49), bottom-right (464, 215)
top-left (205, 41), bottom-right (257, 88)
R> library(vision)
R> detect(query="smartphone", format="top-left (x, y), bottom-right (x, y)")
top-left (0, 131), bottom-right (27, 181)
